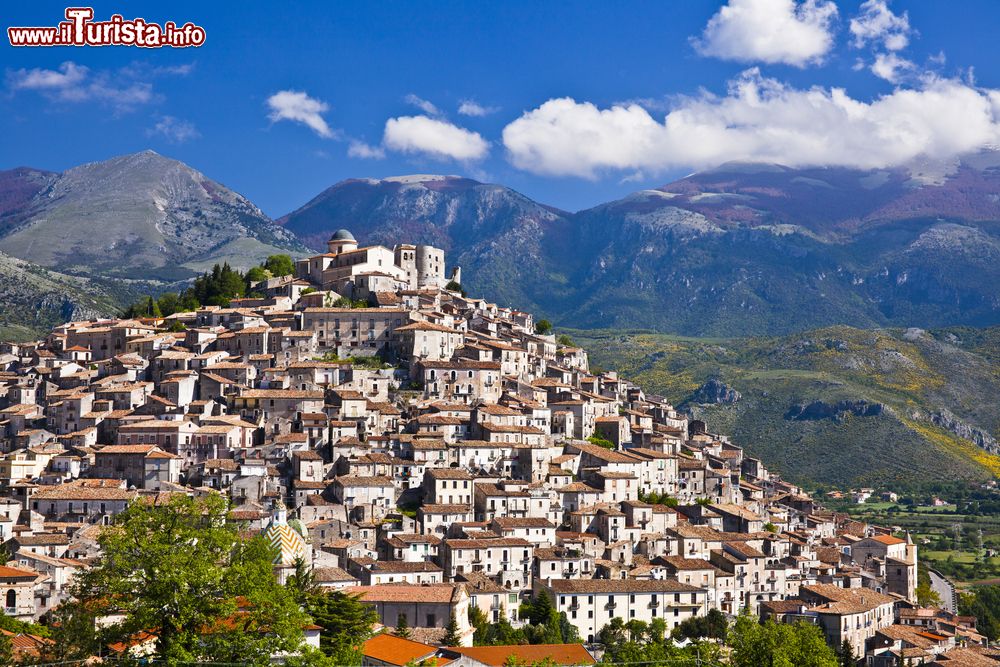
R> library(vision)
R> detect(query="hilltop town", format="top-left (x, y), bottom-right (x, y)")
top-left (0, 230), bottom-right (987, 665)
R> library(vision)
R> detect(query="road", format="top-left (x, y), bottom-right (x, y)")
top-left (929, 569), bottom-right (957, 613)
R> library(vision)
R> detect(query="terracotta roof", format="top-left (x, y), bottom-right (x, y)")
top-left (333, 475), bottom-right (394, 487)
top-left (0, 565), bottom-right (38, 580)
top-left (446, 644), bottom-right (595, 665)
top-left (238, 389), bottom-right (324, 400)
top-left (349, 583), bottom-right (463, 603)
top-left (363, 632), bottom-right (437, 666)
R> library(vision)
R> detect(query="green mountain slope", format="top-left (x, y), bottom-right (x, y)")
top-left (275, 154), bottom-right (1000, 336)
top-left (574, 325), bottom-right (1000, 488)
top-left (0, 251), bottom-right (124, 340)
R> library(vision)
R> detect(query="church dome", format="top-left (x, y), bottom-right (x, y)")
top-left (264, 511), bottom-right (308, 566)
top-left (329, 229), bottom-right (356, 242)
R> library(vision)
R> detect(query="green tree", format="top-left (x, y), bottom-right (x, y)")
top-left (837, 638), bottom-right (857, 667)
top-left (147, 295), bottom-right (162, 317)
top-left (188, 262), bottom-right (247, 307)
top-left (40, 597), bottom-right (101, 662)
top-left (156, 292), bottom-right (183, 316)
top-left (597, 618), bottom-right (629, 660)
top-left (916, 580), bottom-right (942, 608)
top-left (915, 566), bottom-right (942, 608)
top-left (0, 632), bottom-right (11, 667)
top-left (673, 609), bottom-right (728, 642)
top-left (305, 590), bottom-right (378, 663)
top-left (64, 494), bottom-right (307, 664)
top-left (469, 604), bottom-right (490, 645)
top-left (445, 280), bottom-right (466, 296)
top-left (556, 334), bottom-right (574, 347)
top-left (535, 319), bottom-right (553, 335)
top-left (264, 254), bottom-right (296, 277)
top-left (526, 591), bottom-right (554, 626)
top-left (395, 612), bottom-right (411, 639)
top-left (587, 435), bottom-right (616, 450)
top-left (286, 556), bottom-right (315, 604)
top-left (123, 295), bottom-right (163, 318)
top-left (959, 586), bottom-right (1000, 640)
top-left (245, 265), bottom-right (270, 292)
top-left (476, 605), bottom-right (526, 646)
top-left (730, 611), bottom-right (837, 667)
top-left (443, 612), bottom-right (462, 646)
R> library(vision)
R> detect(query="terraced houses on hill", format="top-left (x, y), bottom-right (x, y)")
top-left (0, 230), bottom-right (983, 665)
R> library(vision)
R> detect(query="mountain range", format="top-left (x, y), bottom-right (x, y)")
top-left (5, 149), bottom-right (1000, 338)
top-left (280, 155), bottom-right (1000, 337)
top-left (3, 149), bottom-right (1000, 485)
top-left (0, 151), bottom-right (308, 282)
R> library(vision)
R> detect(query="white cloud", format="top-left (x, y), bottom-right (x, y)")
top-left (870, 52), bottom-right (915, 83)
top-left (266, 90), bottom-right (333, 138)
top-left (404, 94), bottom-right (440, 116)
top-left (850, 0), bottom-right (912, 51)
top-left (692, 0), bottom-right (838, 68)
top-left (8, 61), bottom-right (87, 91)
top-left (147, 116), bottom-right (199, 143)
top-left (458, 99), bottom-right (499, 117)
top-left (6, 61), bottom-right (154, 111)
top-left (383, 115), bottom-right (489, 161)
top-left (502, 69), bottom-right (1000, 178)
top-left (348, 140), bottom-right (386, 159)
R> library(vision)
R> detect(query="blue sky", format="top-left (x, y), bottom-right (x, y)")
top-left (3, 1), bottom-right (1000, 216)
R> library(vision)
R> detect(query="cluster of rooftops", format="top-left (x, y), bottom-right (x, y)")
top-left (0, 231), bottom-right (987, 664)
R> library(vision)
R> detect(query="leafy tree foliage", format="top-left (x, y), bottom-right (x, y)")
top-left (443, 612), bottom-right (463, 646)
top-left (122, 253), bottom-right (294, 319)
top-left (59, 494), bottom-right (308, 664)
top-left (837, 638), bottom-right (857, 667)
top-left (637, 489), bottom-right (680, 507)
top-left (264, 254), bottom-right (296, 277)
top-left (587, 434), bottom-right (616, 450)
top-left (535, 319), bottom-right (553, 335)
top-left (672, 609), bottom-right (728, 642)
top-left (445, 280), bottom-right (466, 296)
top-left (960, 585), bottom-right (1000, 640)
top-left (729, 611), bottom-right (838, 667)
top-left (190, 262), bottom-right (247, 306)
top-left (472, 595), bottom-right (578, 647)
top-left (596, 617), bottom-right (716, 665)
top-left (332, 296), bottom-right (370, 308)
top-left (245, 265), bottom-right (270, 287)
top-left (0, 633), bottom-right (11, 667)
top-left (395, 613), bottom-right (411, 639)
top-left (304, 590), bottom-right (379, 663)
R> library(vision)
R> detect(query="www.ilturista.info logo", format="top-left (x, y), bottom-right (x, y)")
top-left (8, 7), bottom-right (206, 48)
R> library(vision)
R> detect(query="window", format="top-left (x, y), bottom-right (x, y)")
top-left (5, 590), bottom-right (14, 609)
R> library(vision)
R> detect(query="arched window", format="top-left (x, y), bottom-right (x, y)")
top-left (6, 589), bottom-right (15, 609)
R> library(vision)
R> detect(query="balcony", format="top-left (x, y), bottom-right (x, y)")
top-left (605, 601), bottom-right (617, 610)
top-left (568, 601), bottom-right (580, 611)
top-left (648, 600), bottom-right (660, 608)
